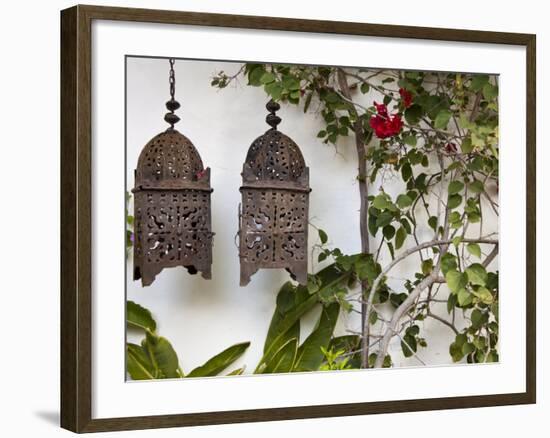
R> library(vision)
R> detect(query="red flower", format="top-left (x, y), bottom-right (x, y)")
top-left (399, 88), bottom-right (413, 108)
top-left (370, 102), bottom-right (403, 139)
top-left (445, 142), bottom-right (457, 154)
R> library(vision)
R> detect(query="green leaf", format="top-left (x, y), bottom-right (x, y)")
top-left (265, 82), bottom-right (283, 101)
top-left (127, 343), bottom-right (156, 380)
top-left (143, 332), bottom-right (180, 378)
top-left (260, 266), bottom-right (344, 369)
top-left (187, 342), bottom-right (250, 377)
top-left (445, 270), bottom-right (468, 294)
top-left (469, 180), bottom-right (484, 193)
top-left (282, 75), bottom-right (301, 91)
top-left (383, 225), bottom-right (396, 240)
top-left (376, 211), bottom-right (394, 228)
top-left (482, 83), bottom-right (498, 100)
top-left (434, 110), bottom-right (452, 130)
top-left (457, 289), bottom-right (472, 307)
top-left (360, 82), bottom-right (370, 94)
top-left (466, 243), bottom-right (482, 258)
top-left (127, 300), bottom-right (157, 333)
top-left (318, 229), bottom-right (328, 244)
top-left (401, 334), bottom-right (417, 357)
top-left (421, 259), bottom-right (433, 275)
top-left (403, 134), bottom-right (417, 146)
top-left (261, 338), bottom-right (298, 374)
top-left (447, 194), bottom-right (463, 209)
top-left (260, 72), bottom-right (276, 84)
top-left (395, 226), bottom-right (407, 250)
top-left (461, 137), bottom-right (473, 153)
top-left (401, 162), bottom-right (413, 181)
top-left (294, 303), bottom-right (340, 371)
top-left (373, 194), bottom-right (392, 210)
top-left (396, 194), bottom-right (413, 208)
top-left (441, 253), bottom-right (457, 275)
top-left (465, 263), bottom-right (488, 286)
top-left (247, 65), bottom-right (266, 86)
top-left (470, 309), bottom-right (484, 329)
top-left (428, 216), bottom-right (438, 231)
top-left (404, 104), bottom-right (423, 125)
top-left (470, 75), bottom-right (489, 92)
top-left (448, 181), bottom-right (464, 195)
top-left (473, 286), bottom-right (493, 304)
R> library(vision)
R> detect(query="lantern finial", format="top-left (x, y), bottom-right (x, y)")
top-left (265, 99), bottom-right (281, 130)
top-left (164, 58), bottom-right (181, 129)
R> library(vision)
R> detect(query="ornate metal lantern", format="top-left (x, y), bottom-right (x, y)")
top-left (132, 59), bottom-right (213, 286)
top-left (238, 100), bottom-right (311, 286)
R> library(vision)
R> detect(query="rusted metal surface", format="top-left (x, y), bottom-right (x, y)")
top-left (132, 59), bottom-right (213, 286)
top-left (239, 100), bottom-right (311, 286)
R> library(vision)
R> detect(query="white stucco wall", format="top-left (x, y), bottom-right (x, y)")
top-left (126, 56), bottom-right (498, 374)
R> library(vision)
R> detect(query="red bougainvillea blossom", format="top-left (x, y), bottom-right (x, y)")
top-left (369, 102), bottom-right (403, 139)
top-left (399, 87), bottom-right (413, 108)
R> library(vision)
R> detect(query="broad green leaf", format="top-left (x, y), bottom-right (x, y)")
top-left (383, 225), bottom-right (396, 240)
top-left (373, 194), bottom-right (392, 210)
top-left (448, 180), bottom-right (464, 195)
top-left (127, 300), bottom-right (157, 333)
top-left (187, 342), bottom-right (250, 377)
top-left (401, 162), bottom-right (413, 181)
top-left (127, 343), bottom-right (156, 380)
top-left (466, 243), bottom-right (482, 258)
top-left (404, 104), bottom-right (423, 125)
top-left (260, 72), bottom-right (276, 84)
top-left (226, 367), bottom-right (246, 376)
top-left (482, 83), bottom-right (498, 100)
top-left (396, 194), bottom-right (413, 208)
top-left (470, 309), bottom-right (484, 329)
top-left (434, 110), bottom-right (452, 130)
top-left (445, 270), bottom-right (468, 294)
top-left (401, 333), bottom-right (417, 358)
top-left (473, 286), bottom-right (493, 304)
top-left (441, 253), bottom-right (457, 275)
top-left (265, 82), bottom-right (283, 101)
top-left (469, 180), bottom-right (484, 194)
top-left (458, 289), bottom-right (473, 307)
top-left (260, 265), bottom-right (344, 369)
top-left (143, 332), bottom-right (180, 378)
top-left (294, 303), bottom-right (340, 371)
top-left (465, 263), bottom-right (488, 286)
top-left (318, 229), bottom-right (328, 244)
top-left (428, 216), bottom-right (438, 231)
top-left (461, 137), bottom-right (473, 153)
top-left (261, 338), bottom-right (298, 374)
top-left (247, 65), bottom-right (266, 86)
top-left (395, 226), bottom-right (407, 250)
top-left (360, 82), bottom-right (370, 94)
top-left (447, 194), bottom-right (463, 209)
top-left (470, 75), bottom-right (489, 92)
top-left (403, 134), bottom-right (417, 146)
top-left (421, 259), bottom-right (433, 275)
top-left (376, 211), bottom-right (393, 228)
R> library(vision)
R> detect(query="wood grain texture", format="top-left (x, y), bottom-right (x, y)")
top-left (60, 4), bottom-right (537, 433)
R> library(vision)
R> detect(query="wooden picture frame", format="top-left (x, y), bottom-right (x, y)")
top-left (60, 4), bottom-right (536, 433)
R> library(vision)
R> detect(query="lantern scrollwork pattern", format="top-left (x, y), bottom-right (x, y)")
top-left (132, 59), bottom-right (214, 287)
top-left (239, 100), bottom-right (311, 286)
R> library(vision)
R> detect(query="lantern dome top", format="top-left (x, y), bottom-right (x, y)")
top-left (243, 101), bottom-right (307, 184)
top-left (135, 129), bottom-right (208, 190)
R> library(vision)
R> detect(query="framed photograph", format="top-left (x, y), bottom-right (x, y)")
top-left (60, 4), bottom-right (536, 433)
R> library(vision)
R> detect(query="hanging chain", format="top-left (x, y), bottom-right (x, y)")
top-left (164, 58), bottom-right (180, 129)
top-left (168, 58), bottom-right (176, 100)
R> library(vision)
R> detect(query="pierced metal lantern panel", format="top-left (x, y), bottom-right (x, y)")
top-left (133, 128), bottom-right (213, 286)
top-left (239, 101), bottom-right (311, 286)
